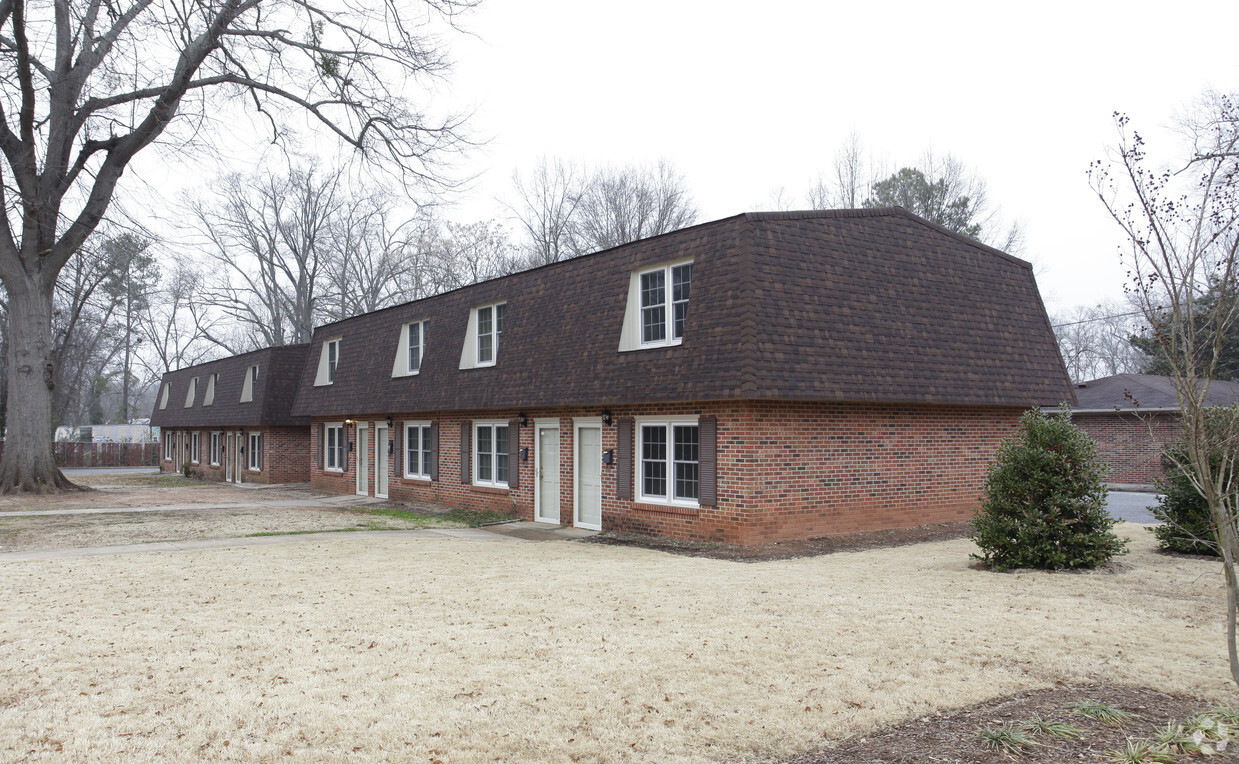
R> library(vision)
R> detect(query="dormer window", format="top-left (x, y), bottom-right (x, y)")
top-left (158, 382), bottom-right (170, 409)
top-left (204, 373), bottom-right (217, 406)
top-left (240, 364), bottom-right (258, 402)
top-left (391, 321), bottom-right (426, 378)
top-left (459, 303), bottom-right (506, 370)
top-left (477, 303), bottom-right (504, 366)
top-left (184, 377), bottom-right (198, 407)
top-left (618, 259), bottom-right (693, 352)
top-left (314, 338), bottom-right (341, 387)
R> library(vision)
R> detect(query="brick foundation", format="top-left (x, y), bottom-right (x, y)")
top-left (309, 401), bottom-right (1024, 545)
top-left (1072, 412), bottom-right (1180, 485)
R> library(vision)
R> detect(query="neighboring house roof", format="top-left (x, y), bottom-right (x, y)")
top-left (149, 345), bottom-right (310, 428)
top-left (1069, 373), bottom-right (1239, 412)
top-left (291, 208), bottom-right (1072, 418)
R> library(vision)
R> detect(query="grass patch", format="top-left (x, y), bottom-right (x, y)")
top-left (1070, 699), bottom-right (1137, 725)
top-left (366, 507), bottom-right (516, 527)
top-left (71, 473), bottom-right (207, 488)
top-left (1023, 716), bottom-right (1081, 739)
top-left (978, 722), bottom-right (1036, 753)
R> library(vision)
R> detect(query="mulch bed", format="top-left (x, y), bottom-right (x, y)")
top-left (787, 684), bottom-right (1237, 763)
top-left (583, 522), bottom-right (974, 562)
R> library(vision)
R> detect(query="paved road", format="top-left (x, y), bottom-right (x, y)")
top-left (1106, 491), bottom-right (1159, 524)
top-left (61, 466), bottom-right (159, 475)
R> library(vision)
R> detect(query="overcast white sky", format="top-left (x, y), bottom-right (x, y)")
top-left (430, 0), bottom-right (1239, 317)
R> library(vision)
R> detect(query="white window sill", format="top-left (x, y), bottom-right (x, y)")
top-left (637, 495), bottom-right (700, 510)
top-left (622, 338), bottom-right (684, 353)
top-left (324, 467), bottom-right (344, 474)
top-left (403, 474), bottom-right (432, 482)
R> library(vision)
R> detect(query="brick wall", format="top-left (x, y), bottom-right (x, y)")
top-left (1072, 411), bottom-right (1180, 485)
top-left (159, 426), bottom-right (310, 484)
top-left (309, 401), bottom-right (1024, 545)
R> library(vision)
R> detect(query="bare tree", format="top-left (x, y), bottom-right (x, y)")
top-left (1052, 301), bottom-right (1148, 382)
top-left (421, 218), bottom-right (518, 292)
top-left (321, 193), bottom-right (416, 321)
top-left (191, 168), bottom-right (343, 349)
top-left (101, 234), bottom-right (158, 423)
top-left (507, 158), bottom-right (699, 264)
top-left (509, 157), bottom-right (584, 267)
top-left (0, 0), bottom-right (475, 492)
top-left (572, 160), bottom-right (699, 255)
top-left (1091, 92), bottom-right (1239, 684)
top-left (137, 263), bottom-right (219, 384)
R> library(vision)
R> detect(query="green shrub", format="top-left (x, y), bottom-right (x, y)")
top-left (971, 407), bottom-right (1128, 571)
top-left (1149, 408), bottom-right (1235, 557)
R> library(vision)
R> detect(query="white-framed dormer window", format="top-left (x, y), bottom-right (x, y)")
top-left (248, 432), bottom-right (263, 471)
top-left (204, 373), bottom-right (217, 406)
top-left (190, 432), bottom-right (201, 463)
top-left (618, 259), bottom-right (693, 352)
top-left (637, 416), bottom-right (700, 507)
top-left (473, 421), bottom-right (510, 488)
top-left (314, 338), bottom-right (341, 386)
top-left (184, 377), bottom-right (198, 407)
top-left (240, 364), bottom-right (259, 402)
top-left (210, 431), bottom-right (221, 466)
top-left (391, 321), bottom-right (426, 378)
top-left (158, 382), bottom-right (170, 410)
top-left (460, 303), bottom-right (506, 369)
top-left (324, 423), bottom-right (345, 472)
top-left (404, 421), bottom-right (433, 480)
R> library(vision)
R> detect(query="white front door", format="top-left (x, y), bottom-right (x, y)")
top-left (356, 425), bottom-right (369, 496)
top-left (375, 424), bottom-right (388, 499)
top-left (233, 434), bottom-right (243, 484)
top-left (225, 434), bottom-right (234, 482)
top-left (536, 425), bottom-right (560, 524)
top-left (574, 422), bottom-right (602, 530)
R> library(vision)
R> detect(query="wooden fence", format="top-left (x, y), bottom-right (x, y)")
top-left (0, 441), bottom-right (159, 468)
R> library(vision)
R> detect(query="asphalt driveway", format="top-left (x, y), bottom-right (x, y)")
top-left (1107, 490), bottom-right (1159, 524)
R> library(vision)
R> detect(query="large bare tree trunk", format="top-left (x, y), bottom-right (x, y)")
top-left (0, 277), bottom-right (79, 493)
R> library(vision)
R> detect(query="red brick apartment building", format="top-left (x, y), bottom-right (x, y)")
top-left (153, 209), bottom-right (1072, 544)
top-left (150, 345), bottom-right (311, 484)
top-left (1067, 374), bottom-right (1239, 486)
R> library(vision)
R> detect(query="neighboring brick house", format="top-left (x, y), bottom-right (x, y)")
top-left (1067, 374), bottom-right (1239, 486)
top-left (150, 346), bottom-right (311, 484)
top-left (285, 209), bottom-right (1072, 544)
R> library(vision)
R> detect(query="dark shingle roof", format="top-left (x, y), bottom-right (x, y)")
top-left (149, 345), bottom-right (310, 428)
top-left (1071, 373), bottom-right (1239, 411)
top-left (291, 209), bottom-right (1073, 417)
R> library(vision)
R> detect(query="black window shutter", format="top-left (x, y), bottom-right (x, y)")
top-left (460, 420), bottom-right (471, 484)
top-left (258, 433), bottom-right (264, 471)
top-left (507, 419), bottom-right (520, 489)
top-left (616, 417), bottom-right (633, 500)
top-left (698, 416), bottom-right (717, 506)
top-left (316, 423), bottom-right (323, 468)
top-left (429, 422), bottom-right (439, 481)
top-left (393, 422), bottom-right (402, 468)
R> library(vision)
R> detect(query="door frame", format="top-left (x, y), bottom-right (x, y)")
top-left (534, 419), bottom-right (560, 524)
top-left (233, 432), bottom-right (244, 484)
top-left (375, 423), bottom-right (388, 499)
top-left (356, 423), bottom-right (369, 496)
top-left (225, 433), bottom-right (233, 482)
top-left (573, 417), bottom-right (603, 531)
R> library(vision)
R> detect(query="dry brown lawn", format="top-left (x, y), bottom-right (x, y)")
top-left (0, 521), bottom-right (1229, 763)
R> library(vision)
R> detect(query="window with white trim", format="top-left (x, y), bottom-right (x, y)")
top-left (408, 321), bottom-right (424, 373)
top-left (324, 423), bottom-right (345, 472)
top-left (163, 431), bottom-right (174, 460)
top-left (639, 419), bottom-right (700, 506)
top-left (210, 432), bottom-right (221, 466)
top-left (248, 432), bottom-right (263, 471)
top-left (476, 303), bottom-right (505, 366)
top-left (158, 382), bottom-right (170, 409)
top-left (404, 421), bottom-right (433, 480)
top-left (314, 337), bottom-right (343, 386)
top-left (240, 364), bottom-right (258, 402)
top-left (473, 421), bottom-right (510, 488)
top-left (185, 377), bottom-right (198, 407)
top-left (204, 373), bottom-right (217, 406)
top-left (640, 263), bottom-right (692, 346)
top-left (190, 432), bottom-right (201, 463)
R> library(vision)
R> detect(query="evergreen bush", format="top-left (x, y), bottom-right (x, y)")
top-left (1149, 408), bottom-right (1235, 557)
top-left (971, 407), bottom-right (1127, 571)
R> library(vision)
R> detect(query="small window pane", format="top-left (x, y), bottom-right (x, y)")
top-left (495, 426), bottom-right (509, 484)
top-left (642, 425), bottom-right (667, 498)
top-left (477, 426), bottom-right (492, 481)
top-left (673, 425), bottom-right (699, 500)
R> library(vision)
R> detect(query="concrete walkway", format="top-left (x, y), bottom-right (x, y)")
top-left (0, 521), bottom-right (596, 562)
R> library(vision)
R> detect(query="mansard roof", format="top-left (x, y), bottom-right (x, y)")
top-left (149, 344), bottom-right (310, 428)
top-left (290, 208), bottom-right (1073, 418)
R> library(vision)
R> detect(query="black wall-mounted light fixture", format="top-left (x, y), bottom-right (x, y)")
top-left (518, 412), bottom-right (528, 427)
top-left (344, 418), bottom-right (355, 425)
top-left (601, 410), bottom-right (613, 426)
top-left (386, 415), bottom-right (393, 429)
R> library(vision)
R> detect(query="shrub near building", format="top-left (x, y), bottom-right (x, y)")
top-left (971, 408), bottom-right (1127, 571)
top-left (1150, 406), bottom-right (1238, 557)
